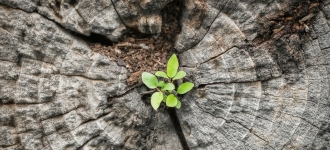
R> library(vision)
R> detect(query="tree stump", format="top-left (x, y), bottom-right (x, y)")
top-left (0, 0), bottom-right (329, 149)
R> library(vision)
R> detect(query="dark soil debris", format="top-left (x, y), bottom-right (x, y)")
top-left (270, 0), bottom-right (322, 35)
top-left (252, 0), bottom-right (323, 44)
top-left (90, 2), bottom-right (181, 86)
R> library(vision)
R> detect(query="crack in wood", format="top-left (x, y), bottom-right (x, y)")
top-left (167, 108), bottom-right (190, 150)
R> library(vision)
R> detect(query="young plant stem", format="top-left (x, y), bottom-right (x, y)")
top-left (156, 88), bottom-right (162, 93)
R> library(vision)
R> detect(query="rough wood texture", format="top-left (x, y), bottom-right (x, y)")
top-left (177, 0), bottom-right (330, 149)
top-left (0, 0), bottom-right (329, 150)
top-left (0, 0), bottom-right (125, 41)
top-left (0, 5), bottom-right (181, 149)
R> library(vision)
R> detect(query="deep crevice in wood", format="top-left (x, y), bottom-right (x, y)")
top-left (167, 108), bottom-right (190, 150)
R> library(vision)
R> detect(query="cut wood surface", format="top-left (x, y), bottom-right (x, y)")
top-left (0, 0), bottom-right (329, 149)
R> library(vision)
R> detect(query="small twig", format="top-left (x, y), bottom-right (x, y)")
top-left (117, 42), bottom-right (132, 47)
top-left (299, 13), bottom-right (314, 24)
top-left (273, 26), bottom-right (284, 34)
top-left (155, 57), bottom-right (165, 66)
top-left (140, 90), bottom-right (157, 95)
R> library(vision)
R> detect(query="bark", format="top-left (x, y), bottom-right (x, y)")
top-left (0, 0), bottom-right (329, 150)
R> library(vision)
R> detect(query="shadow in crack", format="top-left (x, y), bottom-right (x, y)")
top-left (167, 108), bottom-right (190, 150)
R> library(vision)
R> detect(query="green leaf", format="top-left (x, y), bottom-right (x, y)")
top-left (173, 71), bottom-right (186, 80)
top-left (167, 54), bottom-right (179, 78)
top-left (166, 94), bottom-right (177, 107)
top-left (155, 71), bottom-right (168, 79)
top-left (151, 92), bottom-right (163, 110)
top-left (157, 81), bottom-right (166, 88)
top-left (142, 72), bottom-right (158, 89)
top-left (177, 82), bottom-right (194, 94)
top-left (175, 99), bottom-right (181, 109)
top-left (162, 83), bottom-right (175, 91)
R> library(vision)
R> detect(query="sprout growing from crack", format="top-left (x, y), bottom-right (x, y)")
top-left (141, 54), bottom-right (194, 110)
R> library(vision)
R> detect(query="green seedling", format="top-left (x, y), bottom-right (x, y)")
top-left (142, 54), bottom-right (194, 111)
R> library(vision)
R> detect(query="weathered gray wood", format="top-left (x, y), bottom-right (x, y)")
top-left (0, 5), bottom-right (181, 150)
top-left (0, 0), bottom-right (126, 41)
top-left (0, 0), bottom-right (330, 150)
top-left (176, 0), bottom-right (330, 149)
